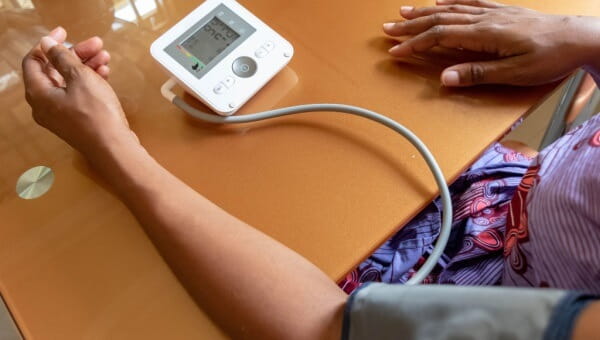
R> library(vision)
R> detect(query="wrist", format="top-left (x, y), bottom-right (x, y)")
top-left (568, 16), bottom-right (600, 72)
top-left (83, 129), bottom-right (146, 172)
top-left (83, 128), bottom-right (166, 203)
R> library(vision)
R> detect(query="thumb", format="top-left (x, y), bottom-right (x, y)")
top-left (41, 36), bottom-right (85, 83)
top-left (441, 59), bottom-right (517, 87)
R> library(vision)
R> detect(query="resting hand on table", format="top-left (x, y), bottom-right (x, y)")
top-left (384, 0), bottom-right (600, 87)
top-left (22, 27), bottom-right (135, 156)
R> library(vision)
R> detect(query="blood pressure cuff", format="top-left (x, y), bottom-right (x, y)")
top-left (342, 283), bottom-right (597, 340)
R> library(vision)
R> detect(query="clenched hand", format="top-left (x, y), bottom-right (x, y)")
top-left (22, 27), bottom-right (137, 156)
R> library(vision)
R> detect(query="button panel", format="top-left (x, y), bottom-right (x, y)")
top-left (204, 39), bottom-right (290, 112)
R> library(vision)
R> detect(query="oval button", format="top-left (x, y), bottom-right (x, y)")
top-left (232, 56), bottom-right (257, 78)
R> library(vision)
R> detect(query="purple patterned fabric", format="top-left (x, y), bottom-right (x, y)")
top-left (503, 114), bottom-right (600, 293)
top-left (339, 143), bottom-right (532, 293)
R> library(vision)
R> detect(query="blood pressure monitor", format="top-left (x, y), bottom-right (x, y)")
top-left (151, 0), bottom-right (294, 115)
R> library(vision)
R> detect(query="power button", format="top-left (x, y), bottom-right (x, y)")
top-left (232, 56), bottom-right (257, 78)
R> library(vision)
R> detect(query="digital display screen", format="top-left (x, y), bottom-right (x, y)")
top-left (165, 4), bottom-right (256, 79)
top-left (180, 17), bottom-right (240, 67)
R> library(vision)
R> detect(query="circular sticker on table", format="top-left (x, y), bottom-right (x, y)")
top-left (16, 166), bottom-right (54, 200)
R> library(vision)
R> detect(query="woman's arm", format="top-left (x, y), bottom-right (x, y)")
top-left (89, 123), bottom-right (346, 340)
top-left (384, 0), bottom-right (600, 88)
top-left (23, 34), bottom-right (345, 340)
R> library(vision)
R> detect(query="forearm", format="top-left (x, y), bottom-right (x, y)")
top-left (573, 301), bottom-right (600, 340)
top-left (88, 133), bottom-right (345, 339)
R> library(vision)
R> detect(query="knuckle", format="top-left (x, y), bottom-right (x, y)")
top-left (48, 48), bottom-right (66, 64)
top-left (430, 25), bottom-right (445, 36)
top-left (470, 63), bottom-right (486, 83)
top-left (68, 64), bottom-right (87, 79)
top-left (431, 12), bottom-right (444, 24)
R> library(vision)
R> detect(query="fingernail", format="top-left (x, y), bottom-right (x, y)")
top-left (400, 6), bottom-right (414, 13)
top-left (442, 70), bottom-right (460, 86)
top-left (40, 36), bottom-right (58, 53)
top-left (49, 26), bottom-right (64, 39)
top-left (388, 44), bottom-right (403, 55)
top-left (437, 0), bottom-right (448, 4)
top-left (383, 22), bottom-right (396, 31)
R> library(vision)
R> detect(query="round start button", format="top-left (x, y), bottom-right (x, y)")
top-left (232, 56), bottom-right (257, 78)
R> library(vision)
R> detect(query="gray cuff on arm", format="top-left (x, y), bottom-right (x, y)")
top-left (343, 283), bottom-right (595, 340)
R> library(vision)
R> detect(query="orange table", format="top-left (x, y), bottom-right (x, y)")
top-left (1, 0), bottom-right (599, 338)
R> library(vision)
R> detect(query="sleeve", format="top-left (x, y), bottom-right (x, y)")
top-left (583, 65), bottom-right (600, 89)
top-left (342, 283), bottom-right (597, 340)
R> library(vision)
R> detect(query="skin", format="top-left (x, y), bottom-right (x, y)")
top-left (384, 0), bottom-right (600, 87)
top-left (19, 1), bottom-right (600, 338)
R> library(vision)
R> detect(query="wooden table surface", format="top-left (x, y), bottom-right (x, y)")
top-left (1, 0), bottom-right (599, 338)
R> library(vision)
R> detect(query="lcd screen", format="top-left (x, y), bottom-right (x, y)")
top-left (180, 16), bottom-right (240, 66)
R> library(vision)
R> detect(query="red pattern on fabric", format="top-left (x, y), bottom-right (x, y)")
top-left (340, 269), bottom-right (361, 294)
top-left (473, 229), bottom-right (504, 251)
top-left (590, 129), bottom-right (600, 147)
top-left (573, 139), bottom-right (586, 151)
top-left (504, 165), bottom-right (540, 274)
top-left (454, 178), bottom-right (500, 221)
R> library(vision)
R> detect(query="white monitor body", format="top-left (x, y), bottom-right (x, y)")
top-left (151, 0), bottom-right (294, 116)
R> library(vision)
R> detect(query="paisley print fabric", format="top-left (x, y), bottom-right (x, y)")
top-left (340, 143), bottom-right (532, 293)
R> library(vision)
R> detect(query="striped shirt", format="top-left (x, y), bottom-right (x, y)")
top-left (503, 114), bottom-right (600, 293)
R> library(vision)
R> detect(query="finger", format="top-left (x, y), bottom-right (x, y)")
top-left (440, 57), bottom-right (522, 86)
top-left (84, 50), bottom-right (110, 70)
top-left (72, 36), bottom-right (103, 62)
top-left (384, 13), bottom-right (477, 36)
top-left (97, 65), bottom-right (110, 79)
top-left (48, 26), bottom-right (67, 44)
top-left (43, 62), bottom-right (66, 87)
top-left (400, 4), bottom-right (487, 19)
top-left (22, 27), bottom-right (69, 97)
top-left (436, 0), bottom-right (505, 9)
top-left (22, 52), bottom-right (55, 98)
top-left (408, 46), bottom-right (498, 67)
top-left (41, 36), bottom-right (87, 83)
top-left (388, 25), bottom-right (480, 57)
top-left (26, 26), bottom-right (67, 64)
